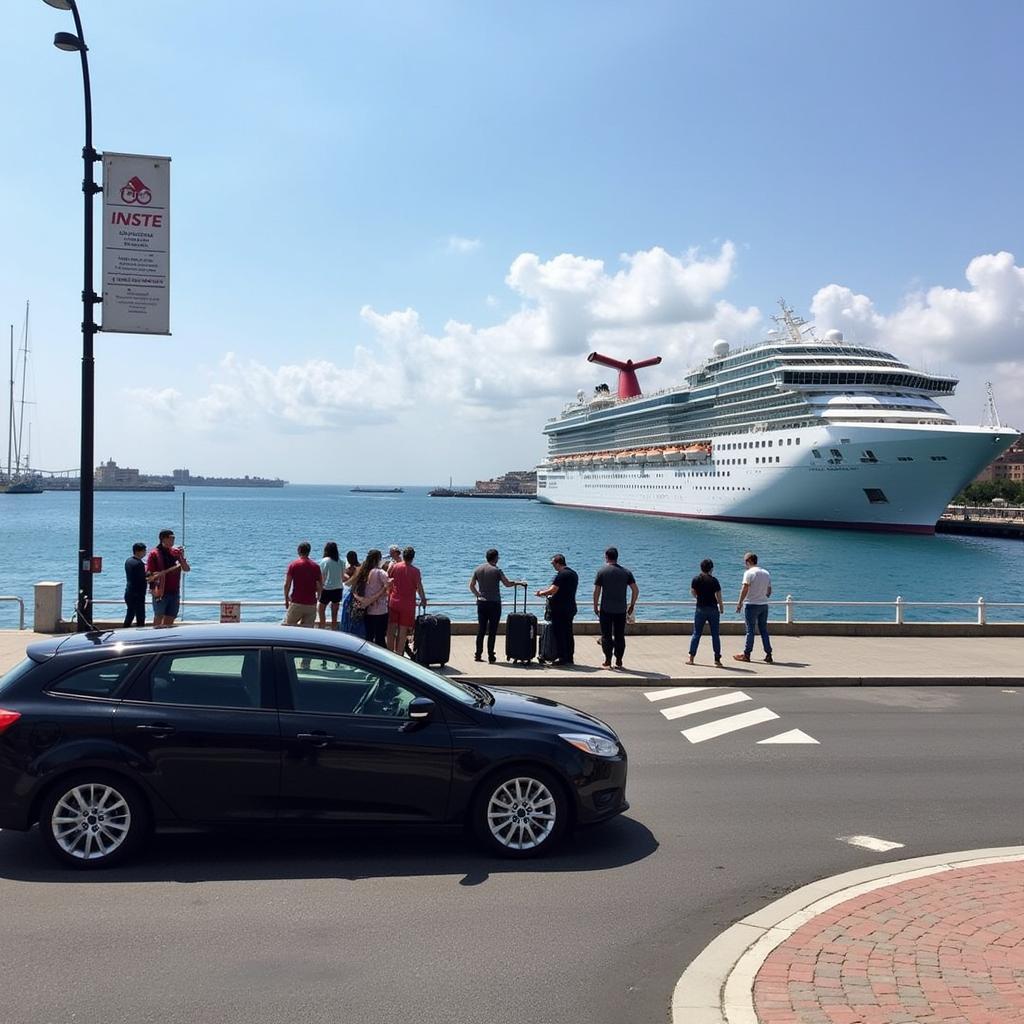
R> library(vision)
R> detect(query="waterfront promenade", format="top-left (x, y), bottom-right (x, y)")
top-left (1, 629), bottom-right (1021, 685)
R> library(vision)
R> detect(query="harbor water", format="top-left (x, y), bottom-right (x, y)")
top-left (1, 485), bottom-right (1022, 626)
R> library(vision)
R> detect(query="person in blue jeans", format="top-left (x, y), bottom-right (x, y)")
top-left (687, 559), bottom-right (724, 667)
top-left (734, 551), bottom-right (773, 663)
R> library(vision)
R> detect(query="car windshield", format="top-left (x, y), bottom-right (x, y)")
top-left (364, 644), bottom-right (481, 705)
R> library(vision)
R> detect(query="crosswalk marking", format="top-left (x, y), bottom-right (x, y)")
top-left (660, 691), bottom-right (750, 720)
top-left (758, 729), bottom-right (819, 745)
top-left (644, 686), bottom-right (716, 702)
top-left (681, 707), bottom-right (779, 744)
top-left (838, 834), bottom-right (904, 852)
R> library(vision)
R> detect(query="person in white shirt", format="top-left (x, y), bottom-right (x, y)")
top-left (734, 551), bottom-right (773, 663)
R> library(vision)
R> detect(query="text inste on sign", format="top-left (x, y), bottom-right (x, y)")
top-left (220, 602), bottom-right (241, 624)
top-left (101, 152), bottom-right (171, 335)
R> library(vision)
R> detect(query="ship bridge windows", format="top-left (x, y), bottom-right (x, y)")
top-left (860, 450), bottom-right (878, 463)
top-left (864, 488), bottom-right (889, 504)
top-left (812, 449), bottom-right (822, 459)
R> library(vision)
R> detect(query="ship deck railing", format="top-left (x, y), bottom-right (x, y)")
top-left (70, 595), bottom-right (1024, 627)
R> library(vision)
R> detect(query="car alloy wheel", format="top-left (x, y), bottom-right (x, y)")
top-left (40, 772), bottom-right (148, 869)
top-left (474, 767), bottom-right (566, 858)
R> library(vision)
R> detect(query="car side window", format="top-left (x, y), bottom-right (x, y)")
top-left (49, 658), bottom-right (137, 699)
top-left (146, 651), bottom-right (262, 709)
top-left (284, 653), bottom-right (417, 719)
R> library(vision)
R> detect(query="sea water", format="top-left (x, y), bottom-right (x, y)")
top-left (1, 485), bottom-right (1021, 626)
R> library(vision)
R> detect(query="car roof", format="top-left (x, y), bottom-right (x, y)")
top-left (27, 624), bottom-right (368, 661)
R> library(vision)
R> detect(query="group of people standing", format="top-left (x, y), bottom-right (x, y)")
top-left (122, 529), bottom-right (190, 629)
top-left (283, 542), bottom-right (426, 655)
top-left (123, 531), bottom-right (775, 667)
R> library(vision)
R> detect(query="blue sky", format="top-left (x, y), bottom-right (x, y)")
top-left (1, 1), bottom-right (1022, 483)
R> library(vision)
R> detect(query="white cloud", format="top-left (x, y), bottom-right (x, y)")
top-left (446, 235), bottom-right (481, 254)
top-left (123, 245), bottom-right (1024, 478)
top-left (811, 251), bottom-right (1024, 366)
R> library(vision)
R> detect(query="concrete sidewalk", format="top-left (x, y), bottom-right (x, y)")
top-left (673, 848), bottom-right (1024, 1024)
top-left (0, 629), bottom-right (1021, 685)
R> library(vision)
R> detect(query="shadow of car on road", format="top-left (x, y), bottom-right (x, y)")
top-left (0, 814), bottom-right (657, 887)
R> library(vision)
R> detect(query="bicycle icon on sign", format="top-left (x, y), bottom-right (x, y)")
top-left (120, 176), bottom-right (152, 205)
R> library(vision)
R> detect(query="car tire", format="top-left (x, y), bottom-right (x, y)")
top-left (472, 766), bottom-right (567, 858)
top-left (38, 771), bottom-right (150, 870)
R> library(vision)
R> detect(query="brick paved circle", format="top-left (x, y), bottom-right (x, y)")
top-left (753, 861), bottom-right (1024, 1024)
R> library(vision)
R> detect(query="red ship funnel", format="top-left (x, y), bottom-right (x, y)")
top-left (587, 352), bottom-right (662, 399)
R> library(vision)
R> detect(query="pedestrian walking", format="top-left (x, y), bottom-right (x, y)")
top-left (468, 548), bottom-right (522, 663)
top-left (687, 558), bottom-right (724, 666)
top-left (282, 541), bottom-right (322, 627)
top-left (535, 554), bottom-right (578, 665)
top-left (353, 549), bottom-right (392, 646)
top-left (146, 529), bottom-right (190, 629)
top-left (387, 546), bottom-right (426, 655)
top-left (593, 547), bottom-right (639, 669)
top-left (123, 542), bottom-right (148, 628)
top-left (318, 541), bottom-right (344, 630)
top-left (734, 551), bottom-right (773, 663)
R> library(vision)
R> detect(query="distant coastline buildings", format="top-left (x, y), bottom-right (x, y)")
top-left (39, 460), bottom-right (287, 491)
top-left (473, 470), bottom-right (537, 495)
top-left (972, 440), bottom-right (1024, 484)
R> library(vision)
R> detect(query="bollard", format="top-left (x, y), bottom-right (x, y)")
top-left (977, 596), bottom-right (986, 626)
top-left (34, 581), bottom-right (64, 633)
top-left (785, 594), bottom-right (793, 624)
top-left (895, 595), bottom-right (904, 625)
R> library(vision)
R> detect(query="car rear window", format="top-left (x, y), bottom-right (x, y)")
top-left (0, 658), bottom-right (37, 695)
top-left (49, 659), bottom-right (137, 699)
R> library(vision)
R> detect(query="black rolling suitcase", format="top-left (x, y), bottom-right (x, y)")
top-left (538, 621), bottom-right (559, 663)
top-left (414, 613), bottom-right (451, 668)
top-left (505, 583), bottom-right (537, 663)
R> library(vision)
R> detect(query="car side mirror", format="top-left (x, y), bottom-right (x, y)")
top-left (402, 697), bottom-right (436, 732)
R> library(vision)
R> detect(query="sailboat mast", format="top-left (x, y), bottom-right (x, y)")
top-left (6, 325), bottom-right (12, 481)
top-left (15, 301), bottom-right (28, 474)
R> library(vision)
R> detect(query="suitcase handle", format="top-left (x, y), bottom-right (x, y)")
top-left (512, 581), bottom-right (528, 615)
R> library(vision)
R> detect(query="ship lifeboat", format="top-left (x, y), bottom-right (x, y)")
top-left (614, 451), bottom-right (634, 465)
top-left (683, 444), bottom-right (710, 462)
top-left (644, 448), bottom-right (665, 463)
top-left (662, 447), bottom-right (684, 463)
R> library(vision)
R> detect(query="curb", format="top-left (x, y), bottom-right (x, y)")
top-left (456, 675), bottom-right (1023, 688)
top-left (670, 845), bottom-right (1024, 1024)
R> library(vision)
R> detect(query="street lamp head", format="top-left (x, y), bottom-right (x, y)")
top-left (42, 0), bottom-right (74, 9)
top-left (53, 31), bottom-right (84, 51)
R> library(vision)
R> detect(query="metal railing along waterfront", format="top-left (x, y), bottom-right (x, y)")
top-left (943, 503), bottom-right (1024, 522)
top-left (0, 596), bottom-right (26, 630)
top-left (86, 595), bottom-right (1024, 626)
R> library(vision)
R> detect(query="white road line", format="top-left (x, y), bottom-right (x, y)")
top-left (643, 686), bottom-right (716, 702)
top-left (660, 691), bottom-right (750, 720)
top-left (838, 834), bottom-right (905, 852)
top-left (758, 729), bottom-right (819, 745)
top-left (681, 706), bottom-right (779, 743)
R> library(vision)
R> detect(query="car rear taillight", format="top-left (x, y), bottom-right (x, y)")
top-left (0, 710), bottom-right (21, 734)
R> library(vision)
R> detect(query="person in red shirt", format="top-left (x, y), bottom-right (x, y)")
top-left (283, 541), bottom-right (323, 627)
top-left (146, 529), bottom-right (191, 628)
top-left (387, 545), bottom-right (427, 655)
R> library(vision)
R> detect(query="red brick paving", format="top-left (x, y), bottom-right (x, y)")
top-left (753, 861), bottom-right (1024, 1024)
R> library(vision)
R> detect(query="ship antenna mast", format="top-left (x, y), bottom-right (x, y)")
top-left (981, 381), bottom-right (1002, 429)
top-left (771, 298), bottom-right (815, 344)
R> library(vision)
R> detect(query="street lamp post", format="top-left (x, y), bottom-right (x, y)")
top-left (44, 0), bottom-right (102, 631)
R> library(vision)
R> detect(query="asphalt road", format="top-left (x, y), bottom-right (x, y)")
top-left (0, 684), bottom-right (1021, 1024)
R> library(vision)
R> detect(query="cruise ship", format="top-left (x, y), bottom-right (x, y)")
top-left (536, 303), bottom-right (1018, 533)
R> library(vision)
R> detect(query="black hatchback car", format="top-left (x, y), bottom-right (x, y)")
top-left (0, 625), bottom-right (628, 868)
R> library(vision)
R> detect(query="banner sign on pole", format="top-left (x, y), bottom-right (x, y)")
top-left (101, 152), bottom-right (171, 335)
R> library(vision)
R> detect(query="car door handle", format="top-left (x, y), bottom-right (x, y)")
top-left (296, 731), bottom-right (333, 747)
top-left (136, 723), bottom-right (176, 736)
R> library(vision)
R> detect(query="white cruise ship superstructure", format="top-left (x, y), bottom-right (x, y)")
top-left (536, 303), bottom-right (1018, 533)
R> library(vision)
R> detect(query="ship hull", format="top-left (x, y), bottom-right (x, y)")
top-left (536, 423), bottom-right (1017, 534)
